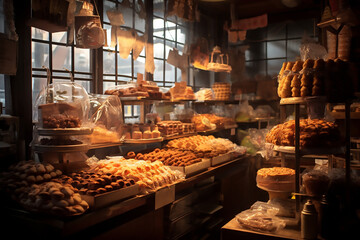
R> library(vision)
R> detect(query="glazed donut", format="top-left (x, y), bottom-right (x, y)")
top-left (127, 151), bottom-right (136, 158)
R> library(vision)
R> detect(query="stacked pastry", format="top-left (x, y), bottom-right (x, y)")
top-left (212, 82), bottom-right (231, 100)
top-left (0, 161), bottom-right (63, 194)
top-left (277, 59), bottom-right (352, 100)
top-left (265, 119), bottom-right (341, 148)
top-left (128, 148), bottom-right (203, 166)
top-left (195, 88), bottom-right (214, 101)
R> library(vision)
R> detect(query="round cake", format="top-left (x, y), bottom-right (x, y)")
top-left (256, 167), bottom-right (295, 192)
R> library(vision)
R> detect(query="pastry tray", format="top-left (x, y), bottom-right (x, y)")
top-left (37, 127), bottom-right (93, 136)
top-left (211, 152), bottom-right (234, 166)
top-left (124, 137), bottom-right (163, 144)
top-left (169, 159), bottom-right (211, 177)
top-left (33, 143), bottom-right (89, 153)
top-left (81, 184), bottom-right (140, 209)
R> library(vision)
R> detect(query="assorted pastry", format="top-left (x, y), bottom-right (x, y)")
top-left (119, 123), bottom-right (161, 140)
top-left (54, 171), bottom-right (136, 196)
top-left (195, 88), bottom-right (214, 101)
top-left (42, 114), bottom-right (81, 128)
top-left (277, 58), bottom-right (353, 100)
top-left (192, 113), bottom-right (236, 131)
top-left (128, 148), bottom-right (203, 166)
top-left (166, 135), bottom-right (240, 158)
top-left (17, 181), bottom-right (89, 216)
top-left (0, 161), bottom-right (63, 193)
top-left (168, 81), bottom-right (196, 101)
top-left (212, 82), bottom-right (231, 100)
top-left (156, 121), bottom-right (195, 136)
top-left (105, 80), bottom-right (168, 100)
top-left (265, 119), bottom-right (341, 148)
top-left (88, 158), bottom-right (185, 193)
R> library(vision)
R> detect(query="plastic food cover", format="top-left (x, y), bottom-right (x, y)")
top-left (33, 81), bottom-right (90, 128)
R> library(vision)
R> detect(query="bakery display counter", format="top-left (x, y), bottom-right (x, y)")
top-left (2, 156), bottom-right (249, 238)
top-left (222, 218), bottom-right (301, 240)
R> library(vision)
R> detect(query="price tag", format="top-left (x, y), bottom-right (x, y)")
top-left (231, 128), bottom-right (236, 136)
top-left (155, 185), bottom-right (175, 209)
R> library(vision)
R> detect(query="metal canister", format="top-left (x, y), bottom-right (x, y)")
top-left (301, 199), bottom-right (318, 239)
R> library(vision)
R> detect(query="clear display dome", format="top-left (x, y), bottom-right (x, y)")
top-left (33, 81), bottom-right (90, 128)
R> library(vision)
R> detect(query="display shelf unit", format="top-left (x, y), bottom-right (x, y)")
top-left (277, 97), bottom-right (352, 212)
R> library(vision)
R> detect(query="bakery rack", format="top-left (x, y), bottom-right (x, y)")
top-left (276, 96), bottom-right (352, 213)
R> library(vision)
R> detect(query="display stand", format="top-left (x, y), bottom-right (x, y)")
top-left (278, 97), bottom-right (351, 213)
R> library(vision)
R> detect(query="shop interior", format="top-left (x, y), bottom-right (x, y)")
top-left (0, 0), bottom-right (360, 239)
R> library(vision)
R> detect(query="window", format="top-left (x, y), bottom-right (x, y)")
top-left (153, 0), bottom-right (188, 87)
top-left (102, 0), bottom-right (146, 89)
top-left (31, 28), bottom-right (93, 118)
top-left (102, 0), bottom-right (147, 120)
top-left (0, 0), bottom-right (5, 111)
top-left (236, 18), bottom-right (318, 79)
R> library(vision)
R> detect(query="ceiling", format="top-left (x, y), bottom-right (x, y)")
top-left (197, 0), bottom-right (321, 21)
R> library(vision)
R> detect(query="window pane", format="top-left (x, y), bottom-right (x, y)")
top-left (103, 81), bottom-right (116, 93)
top-left (246, 28), bottom-right (266, 41)
top-left (0, 74), bottom-right (5, 107)
top-left (133, 105), bottom-right (140, 116)
top-left (103, 24), bottom-right (115, 51)
top-left (103, 51), bottom-right (116, 74)
top-left (165, 40), bottom-right (176, 59)
top-left (32, 77), bottom-right (47, 112)
top-left (121, 4), bottom-right (133, 28)
top-left (76, 80), bottom-right (91, 93)
top-left (245, 42), bottom-right (265, 61)
top-left (154, 0), bottom-right (164, 17)
top-left (153, 18), bottom-right (164, 38)
top-left (75, 48), bottom-right (90, 72)
top-left (267, 40), bottom-right (286, 58)
top-left (32, 27), bottom-right (49, 40)
top-left (134, 56), bottom-right (145, 76)
top-left (52, 44), bottom-right (71, 70)
top-left (75, 73), bottom-right (92, 79)
top-left (103, 1), bottom-right (116, 24)
top-left (177, 25), bottom-right (186, 44)
top-left (267, 23), bottom-right (286, 41)
top-left (154, 59), bottom-right (164, 81)
top-left (32, 42), bottom-right (49, 68)
top-left (287, 39), bottom-right (301, 61)
top-left (177, 44), bottom-right (184, 54)
top-left (103, 75), bottom-right (116, 81)
top-left (267, 59), bottom-right (284, 76)
top-left (124, 105), bottom-right (132, 117)
top-left (135, 12), bottom-right (145, 32)
top-left (245, 60), bottom-right (266, 77)
top-left (52, 31), bottom-right (67, 43)
top-left (177, 68), bottom-right (182, 82)
top-left (53, 71), bottom-right (70, 78)
top-left (165, 63), bottom-right (175, 82)
top-left (117, 54), bottom-right (132, 76)
top-left (154, 37), bottom-right (164, 58)
top-left (165, 21), bottom-right (176, 41)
